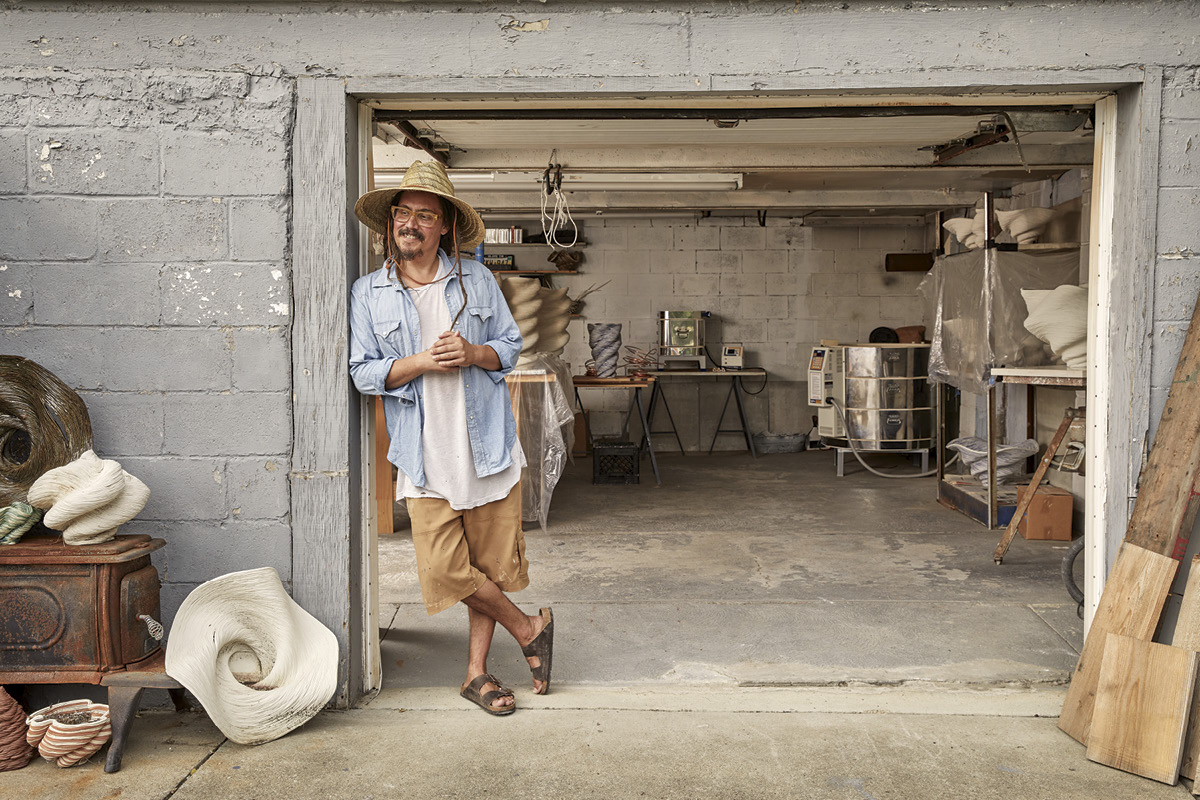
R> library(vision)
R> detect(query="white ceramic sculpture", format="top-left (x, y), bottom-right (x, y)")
top-left (997, 207), bottom-right (1060, 244)
top-left (165, 567), bottom-right (338, 746)
top-left (25, 700), bottom-right (111, 768)
top-left (943, 217), bottom-right (985, 250)
top-left (27, 450), bottom-right (150, 546)
top-left (1022, 285), bottom-right (1089, 369)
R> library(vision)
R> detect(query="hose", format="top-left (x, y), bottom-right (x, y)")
top-left (1062, 536), bottom-right (1085, 617)
top-left (827, 397), bottom-right (950, 479)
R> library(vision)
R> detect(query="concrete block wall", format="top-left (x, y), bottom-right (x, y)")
top-left (1151, 67), bottom-right (1200, 441)
top-left (544, 213), bottom-right (929, 449)
top-left (0, 68), bottom-right (294, 626)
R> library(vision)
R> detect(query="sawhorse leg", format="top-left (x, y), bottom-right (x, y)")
top-left (633, 387), bottom-right (661, 485)
top-left (641, 381), bottom-right (685, 456)
top-left (708, 376), bottom-right (758, 457)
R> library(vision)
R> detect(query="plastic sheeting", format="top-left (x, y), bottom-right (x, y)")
top-left (919, 249), bottom-right (1081, 394)
top-left (506, 354), bottom-right (576, 530)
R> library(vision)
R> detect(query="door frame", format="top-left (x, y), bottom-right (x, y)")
top-left (289, 69), bottom-right (1158, 705)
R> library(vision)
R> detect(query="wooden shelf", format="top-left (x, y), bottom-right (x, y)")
top-left (995, 242), bottom-right (1082, 252)
top-left (483, 241), bottom-right (588, 248)
top-left (489, 270), bottom-right (584, 277)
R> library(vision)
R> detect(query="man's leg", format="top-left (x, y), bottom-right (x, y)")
top-left (463, 605), bottom-right (513, 709)
top-left (463, 579), bottom-right (549, 693)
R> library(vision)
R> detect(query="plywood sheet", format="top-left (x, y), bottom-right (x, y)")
top-left (1086, 633), bottom-right (1197, 785)
top-left (1059, 543), bottom-right (1178, 744)
top-left (1172, 555), bottom-right (1200, 781)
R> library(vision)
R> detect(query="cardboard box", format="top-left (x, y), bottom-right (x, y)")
top-left (1016, 483), bottom-right (1074, 540)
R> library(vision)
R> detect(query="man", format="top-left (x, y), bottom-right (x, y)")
top-left (349, 161), bottom-right (553, 715)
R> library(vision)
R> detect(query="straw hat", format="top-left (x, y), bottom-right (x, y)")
top-left (354, 161), bottom-right (485, 249)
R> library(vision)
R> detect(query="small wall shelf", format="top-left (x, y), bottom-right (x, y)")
top-left (484, 242), bottom-right (589, 248)
top-left (490, 270), bottom-right (583, 277)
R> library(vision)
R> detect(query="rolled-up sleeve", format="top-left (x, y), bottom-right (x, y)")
top-left (349, 283), bottom-right (415, 403)
top-left (479, 275), bottom-right (523, 383)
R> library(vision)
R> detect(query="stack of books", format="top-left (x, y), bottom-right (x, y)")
top-left (484, 227), bottom-right (524, 244)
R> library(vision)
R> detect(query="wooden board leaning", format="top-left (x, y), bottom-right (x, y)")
top-left (1059, 289), bottom-right (1200, 745)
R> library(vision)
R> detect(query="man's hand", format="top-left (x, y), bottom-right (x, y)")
top-left (428, 330), bottom-right (477, 370)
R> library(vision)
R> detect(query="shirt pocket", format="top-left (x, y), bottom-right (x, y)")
top-left (464, 305), bottom-right (493, 341)
top-left (372, 318), bottom-right (408, 356)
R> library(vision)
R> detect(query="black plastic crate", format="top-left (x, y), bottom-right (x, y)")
top-left (593, 440), bottom-right (640, 485)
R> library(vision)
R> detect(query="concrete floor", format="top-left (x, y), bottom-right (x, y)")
top-left (8, 451), bottom-right (1192, 798)
top-left (380, 450), bottom-right (1084, 690)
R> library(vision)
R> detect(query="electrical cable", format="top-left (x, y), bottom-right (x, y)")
top-left (540, 149), bottom-right (579, 250)
top-left (739, 370), bottom-right (768, 395)
top-left (827, 396), bottom-right (950, 479)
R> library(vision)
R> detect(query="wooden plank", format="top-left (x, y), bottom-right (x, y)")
top-left (994, 410), bottom-right (1078, 563)
top-left (1124, 286), bottom-right (1200, 558)
top-left (884, 252), bottom-right (934, 272)
top-left (1173, 555), bottom-right (1200, 781)
top-left (1086, 633), bottom-right (1197, 785)
top-left (374, 397), bottom-right (394, 535)
top-left (1058, 543), bottom-right (1179, 744)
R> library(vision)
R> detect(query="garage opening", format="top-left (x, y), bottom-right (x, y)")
top-left (356, 90), bottom-right (1111, 701)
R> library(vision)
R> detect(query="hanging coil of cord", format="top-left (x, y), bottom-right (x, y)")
top-left (540, 149), bottom-right (579, 250)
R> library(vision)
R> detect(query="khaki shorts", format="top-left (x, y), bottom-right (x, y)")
top-left (405, 485), bottom-right (528, 615)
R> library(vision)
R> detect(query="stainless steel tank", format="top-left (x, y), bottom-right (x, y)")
top-left (658, 310), bottom-right (708, 368)
top-left (842, 344), bottom-right (933, 450)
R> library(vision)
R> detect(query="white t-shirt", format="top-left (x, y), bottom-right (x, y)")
top-left (398, 264), bottom-right (524, 510)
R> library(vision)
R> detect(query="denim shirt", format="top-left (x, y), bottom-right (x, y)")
top-left (349, 250), bottom-right (522, 487)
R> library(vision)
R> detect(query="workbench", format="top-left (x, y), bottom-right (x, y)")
top-left (573, 375), bottom-right (661, 485)
top-left (644, 368), bottom-right (767, 458)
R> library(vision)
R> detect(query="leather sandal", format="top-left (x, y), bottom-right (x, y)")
top-left (522, 607), bottom-right (554, 695)
top-left (460, 673), bottom-right (516, 716)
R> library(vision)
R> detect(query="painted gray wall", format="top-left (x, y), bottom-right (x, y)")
top-left (2, 1), bottom-right (1199, 696)
top-left (0, 66), bottom-right (294, 626)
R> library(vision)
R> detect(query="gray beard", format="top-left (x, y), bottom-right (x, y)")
top-left (397, 246), bottom-right (421, 261)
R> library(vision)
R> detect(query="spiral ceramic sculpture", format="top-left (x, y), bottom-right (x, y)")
top-left (501, 277), bottom-right (546, 367)
top-left (0, 356), bottom-right (93, 508)
top-left (25, 700), bottom-right (111, 768)
top-left (587, 323), bottom-right (623, 378)
top-left (0, 502), bottom-right (42, 545)
top-left (27, 450), bottom-right (150, 546)
top-left (165, 567), bottom-right (339, 746)
top-left (0, 688), bottom-right (34, 771)
top-left (535, 286), bottom-right (573, 358)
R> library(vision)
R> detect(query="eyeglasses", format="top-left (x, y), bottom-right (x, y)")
top-left (391, 206), bottom-right (442, 227)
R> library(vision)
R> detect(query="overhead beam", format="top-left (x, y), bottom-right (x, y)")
top-left (376, 120), bottom-right (448, 166)
top-left (376, 105), bottom-right (1087, 122)
top-left (374, 144), bottom-right (1094, 171)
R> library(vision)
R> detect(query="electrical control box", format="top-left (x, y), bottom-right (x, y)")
top-left (720, 344), bottom-right (744, 369)
top-left (808, 346), bottom-right (846, 438)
